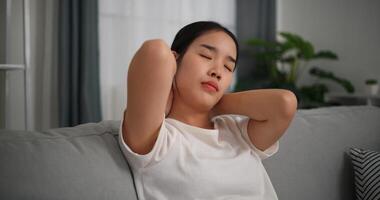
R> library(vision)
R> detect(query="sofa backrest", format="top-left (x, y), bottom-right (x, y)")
top-left (1, 105), bottom-right (379, 200)
top-left (262, 105), bottom-right (380, 200)
top-left (0, 121), bottom-right (137, 200)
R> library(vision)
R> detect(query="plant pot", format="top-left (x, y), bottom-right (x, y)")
top-left (366, 84), bottom-right (379, 95)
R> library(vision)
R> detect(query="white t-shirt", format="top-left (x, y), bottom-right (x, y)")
top-left (118, 113), bottom-right (279, 200)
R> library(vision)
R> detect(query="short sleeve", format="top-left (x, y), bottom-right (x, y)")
top-left (118, 111), bottom-right (174, 169)
top-left (231, 115), bottom-right (279, 160)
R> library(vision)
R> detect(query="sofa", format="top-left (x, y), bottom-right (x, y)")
top-left (0, 105), bottom-right (379, 200)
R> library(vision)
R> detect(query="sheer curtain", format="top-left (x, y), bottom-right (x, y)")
top-left (99, 0), bottom-right (237, 121)
top-left (30, 0), bottom-right (59, 130)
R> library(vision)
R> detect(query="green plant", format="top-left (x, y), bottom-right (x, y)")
top-left (365, 79), bottom-right (378, 85)
top-left (239, 32), bottom-right (355, 108)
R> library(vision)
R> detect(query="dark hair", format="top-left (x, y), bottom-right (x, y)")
top-left (171, 21), bottom-right (239, 71)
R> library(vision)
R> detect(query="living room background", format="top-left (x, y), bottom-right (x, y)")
top-left (1, 0), bottom-right (379, 131)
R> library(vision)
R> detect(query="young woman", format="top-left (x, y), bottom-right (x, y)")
top-left (118, 21), bottom-right (297, 200)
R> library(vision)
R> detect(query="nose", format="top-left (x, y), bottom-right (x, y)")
top-left (210, 72), bottom-right (221, 80)
top-left (208, 64), bottom-right (222, 80)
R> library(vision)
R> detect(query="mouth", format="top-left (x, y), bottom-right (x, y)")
top-left (201, 82), bottom-right (218, 92)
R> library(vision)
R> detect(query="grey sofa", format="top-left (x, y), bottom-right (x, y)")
top-left (1, 105), bottom-right (379, 200)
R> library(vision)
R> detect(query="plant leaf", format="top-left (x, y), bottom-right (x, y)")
top-left (280, 32), bottom-right (315, 59)
top-left (246, 38), bottom-right (278, 49)
top-left (279, 32), bottom-right (303, 47)
top-left (313, 51), bottom-right (338, 60)
top-left (300, 41), bottom-right (315, 59)
top-left (309, 67), bottom-right (354, 93)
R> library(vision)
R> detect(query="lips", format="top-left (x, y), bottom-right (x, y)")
top-left (201, 81), bottom-right (219, 92)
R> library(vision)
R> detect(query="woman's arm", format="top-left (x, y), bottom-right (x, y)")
top-left (211, 89), bottom-right (297, 151)
top-left (123, 39), bottom-right (177, 155)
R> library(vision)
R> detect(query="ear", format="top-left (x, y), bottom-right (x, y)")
top-left (171, 51), bottom-right (179, 60)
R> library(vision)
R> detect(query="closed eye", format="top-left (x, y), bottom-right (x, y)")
top-left (199, 54), bottom-right (211, 60)
top-left (200, 54), bottom-right (233, 72)
top-left (224, 65), bottom-right (233, 72)
top-left (199, 54), bottom-right (232, 72)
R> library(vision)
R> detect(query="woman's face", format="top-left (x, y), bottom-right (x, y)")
top-left (173, 30), bottom-right (237, 111)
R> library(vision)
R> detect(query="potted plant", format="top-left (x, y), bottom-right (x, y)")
top-left (235, 32), bottom-right (355, 109)
top-left (365, 79), bottom-right (379, 95)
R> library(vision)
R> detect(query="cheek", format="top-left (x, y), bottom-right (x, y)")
top-left (183, 53), bottom-right (208, 70)
top-left (177, 58), bottom-right (205, 80)
top-left (221, 76), bottom-right (233, 92)
top-left (175, 67), bottom-right (200, 91)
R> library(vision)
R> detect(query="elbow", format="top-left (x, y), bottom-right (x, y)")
top-left (278, 90), bottom-right (298, 119)
top-left (137, 39), bottom-right (177, 74)
top-left (142, 39), bottom-right (168, 49)
top-left (140, 39), bottom-right (172, 58)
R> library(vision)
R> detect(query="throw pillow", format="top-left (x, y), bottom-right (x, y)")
top-left (349, 147), bottom-right (380, 200)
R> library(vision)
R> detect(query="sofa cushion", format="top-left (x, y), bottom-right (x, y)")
top-left (0, 120), bottom-right (137, 200)
top-left (349, 147), bottom-right (380, 200)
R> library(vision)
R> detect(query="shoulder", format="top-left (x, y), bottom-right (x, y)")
top-left (212, 114), bottom-right (250, 128)
top-left (118, 114), bottom-right (179, 169)
top-left (213, 114), bottom-right (280, 160)
top-left (212, 114), bottom-right (251, 137)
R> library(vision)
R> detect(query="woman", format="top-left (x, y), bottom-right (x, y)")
top-left (119, 21), bottom-right (297, 200)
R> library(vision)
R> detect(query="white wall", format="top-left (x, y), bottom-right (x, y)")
top-left (277, 0), bottom-right (380, 95)
top-left (99, 0), bottom-right (236, 121)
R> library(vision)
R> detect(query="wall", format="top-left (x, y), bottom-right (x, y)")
top-left (277, 0), bottom-right (380, 95)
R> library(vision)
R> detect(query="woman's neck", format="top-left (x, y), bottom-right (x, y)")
top-left (166, 102), bottom-right (215, 130)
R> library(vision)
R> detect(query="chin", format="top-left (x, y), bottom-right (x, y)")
top-left (199, 94), bottom-right (221, 110)
top-left (182, 93), bottom-right (212, 110)
top-left (179, 87), bottom-right (219, 109)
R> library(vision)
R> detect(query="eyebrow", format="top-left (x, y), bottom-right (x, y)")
top-left (200, 44), bottom-right (236, 63)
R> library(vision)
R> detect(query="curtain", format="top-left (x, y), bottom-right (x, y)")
top-left (0, 0), bottom-right (60, 131)
top-left (99, 0), bottom-right (236, 121)
top-left (58, 0), bottom-right (102, 127)
top-left (30, 0), bottom-right (59, 130)
top-left (235, 0), bottom-right (277, 91)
